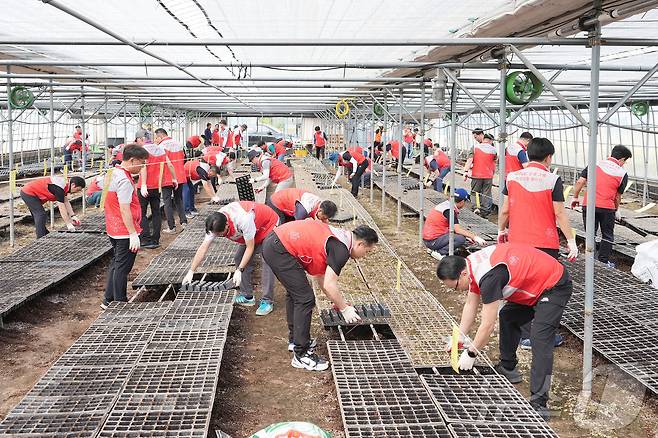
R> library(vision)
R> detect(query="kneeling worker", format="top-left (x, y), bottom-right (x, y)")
top-left (263, 221), bottom-right (378, 371)
top-left (423, 188), bottom-right (486, 260)
top-left (182, 159), bottom-right (220, 217)
top-left (268, 188), bottom-right (338, 224)
top-left (20, 175), bottom-right (85, 238)
top-left (436, 243), bottom-right (572, 418)
top-left (183, 201), bottom-right (279, 316)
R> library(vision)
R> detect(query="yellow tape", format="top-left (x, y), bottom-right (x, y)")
top-left (9, 170), bottom-right (17, 195)
top-left (563, 185), bottom-right (573, 199)
top-left (43, 159), bottom-right (47, 176)
top-left (99, 168), bottom-right (114, 210)
top-left (396, 259), bottom-right (401, 292)
top-left (15, 163), bottom-right (20, 172)
top-left (475, 192), bottom-right (481, 208)
top-left (443, 184), bottom-right (449, 195)
top-left (63, 164), bottom-right (68, 180)
top-left (98, 161), bottom-right (104, 172)
top-left (624, 180), bottom-right (634, 193)
top-left (91, 155), bottom-right (94, 168)
top-left (451, 324), bottom-right (460, 374)
top-left (159, 161), bottom-right (165, 193)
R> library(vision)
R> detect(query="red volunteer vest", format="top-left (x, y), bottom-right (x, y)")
top-left (184, 160), bottom-right (210, 182)
top-left (212, 130), bottom-right (220, 145)
top-left (583, 157), bottom-right (626, 210)
top-left (143, 144), bottom-right (169, 189)
top-left (234, 131), bottom-right (242, 147)
top-left (403, 134), bottom-right (414, 144)
top-left (506, 162), bottom-right (560, 249)
top-left (275, 219), bottom-right (351, 276)
top-left (389, 140), bottom-right (401, 159)
top-left (471, 143), bottom-right (497, 179)
top-left (86, 176), bottom-right (103, 196)
top-left (187, 135), bottom-right (202, 148)
top-left (422, 200), bottom-right (457, 240)
top-left (220, 201), bottom-right (278, 245)
top-left (434, 149), bottom-right (451, 169)
top-left (160, 137), bottom-right (186, 184)
top-left (105, 166), bottom-right (142, 237)
top-left (226, 130), bottom-right (234, 148)
top-left (314, 131), bottom-right (326, 147)
top-left (467, 243), bottom-right (564, 306)
top-left (505, 141), bottom-right (527, 178)
top-left (274, 141), bottom-right (287, 158)
top-left (203, 146), bottom-right (223, 166)
top-left (346, 147), bottom-right (367, 165)
top-left (114, 144), bottom-right (124, 161)
top-left (257, 156), bottom-right (292, 183)
top-left (271, 188), bottom-right (321, 218)
top-left (22, 176), bottom-right (69, 203)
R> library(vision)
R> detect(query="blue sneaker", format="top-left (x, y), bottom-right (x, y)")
top-left (604, 261), bottom-right (616, 269)
top-left (255, 300), bottom-right (273, 316)
top-left (234, 295), bottom-right (256, 306)
top-left (519, 334), bottom-right (564, 350)
top-left (554, 333), bottom-right (564, 347)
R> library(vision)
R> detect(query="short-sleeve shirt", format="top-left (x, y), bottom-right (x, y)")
top-left (502, 175), bottom-right (565, 202)
top-left (478, 265), bottom-right (510, 304)
top-left (580, 167), bottom-right (628, 194)
top-left (326, 238), bottom-right (350, 275)
top-left (204, 211), bottom-right (257, 243)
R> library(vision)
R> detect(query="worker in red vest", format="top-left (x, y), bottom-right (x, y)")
top-left (212, 124), bottom-right (221, 146)
top-left (422, 188), bottom-right (486, 260)
top-left (155, 128), bottom-right (188, 233)
top-left (333, 147), bottom-right (370, 197)
top-left (499, 137), bottom-right (576, 349)
top-left (233, 124), bottom-right (247, 150)
top-left (183, 201), bottom-right (279, 316)
top-left (385, 139), bottom-right (406, 169)
top-left (570, 144), bottom-right (632, 268)
top-left (20, 175), bottom-right (85, 238)
top-left (182, 159), bottom-right (220, 217)
top-left (403, 126), bottom-right (414, 159)
top-left (137, 129), bottom-right (178, 249)
top-left (505, 132), bottom-right (532, 178)
top-left (263, 222), bottom-right (379, 371)
top-left (86, 173), bottom-right (105, 208)
top-left (436, 243), bottom-right (573, 419)
top-left (269, 139), bottom-right (290, 161)
top-left (313, 126), bottom-right (327, 160)
top-left (218, 119), bottom-right (229, 147)
top-left (186, 135), bottom-right (202, 150)
top-left (423, 140), bottom-right (451, 192)
top-left (268, 188), bottom-right (338, 224)
top-left (464, 131), bottom-right (497, 217)
top-left (102, 144), bottom-right (150, 309)
top-left (248, 149), bottom-right (294, 202)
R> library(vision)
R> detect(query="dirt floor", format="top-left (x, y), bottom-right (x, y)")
top-left (359, 186), bottom-right (658, 438)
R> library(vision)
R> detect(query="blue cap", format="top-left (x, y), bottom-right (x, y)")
top-left (454, 188), bottom-right (470, 201)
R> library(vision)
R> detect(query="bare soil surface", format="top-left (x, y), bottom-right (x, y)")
top-left (360, 187), bottom-right (658, 438)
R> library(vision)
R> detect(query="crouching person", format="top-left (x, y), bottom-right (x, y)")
top-left (262, 221), bottom-right (378, 371)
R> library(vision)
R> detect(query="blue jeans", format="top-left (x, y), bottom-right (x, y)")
top-left (423, 233), bottom-right (466, 255)
top-left (432, 167), bottom-right (451, 192)
top-left (182, 180), bottom-right (197, 213)
top-left (87, 191), bottom-right (102, 207)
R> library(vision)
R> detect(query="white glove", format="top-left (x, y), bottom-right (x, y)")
top-left (129, 233), bottom-right (140, 253)
top-left (66, 223), bottom-right (76, 231)
top-left (473, 236), bottom-right (486, 246)
top-left (497, 229), bottom-right (508, 244)
top-left (458, 349), bottom-right (477, 370)
top-left (615, 210), bottom-right (622, 221)
top-left (567, 238), bottom-right (578, 261)
top-left (232, 269), bottom-right (242, 287)
top-left (349, 173), bottom-right (355, 179)
top-left (140, 186), bottom-right (148, 198)
top-left (340, 305), bottom-right (361, 324)
top-left (211, 196), bottom-right (220, 203)
top-left (248, 177), bottom-right (256, 184)
top-left (70, 215), bottom-right (81, 226)
top-left (182, 270), bottom-right (194, 284)
top-left (444, 334), bottom-right (471, 352)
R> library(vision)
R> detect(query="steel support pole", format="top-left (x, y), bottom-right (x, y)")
top-left (123, 98), bottom-right (127, 143)
top-left (6, 66), bottom-right (14, 246)
top-left (448, 83), bottom-right (458, 255)
top-left (498, 61), bottom-right (508, 212)
top-left (49, 79), bottom-right (55, 227)
top-left (397, 89), bottom-right (403, 229)
top-left (600, 59), bottom-right (658, 123)
top-left (104, 93), bottom-right (109, 165)
top-left (582, 20), bottom-right (602, 398)
top-left (369, 99), bottom-right (374, 203)
top-left (382, 95), bottom-right (387, 213)
top-left (419, 82), bottom-right (426, 247)
top-left (80, 84), bottom-right (86, 214)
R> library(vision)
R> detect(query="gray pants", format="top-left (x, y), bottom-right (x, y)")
top-left (21, 191), bottom-right (49, 238)
top-left (423, 234), bottom-right (467, 255)
top-left (470, 178), bottom-right (493, 213)
top-left (264, 176), bottom-right (295, 204)
top-left (499, 270), bottom-right (572, 407)
top-left (234, 243), bottom-right (275, 303)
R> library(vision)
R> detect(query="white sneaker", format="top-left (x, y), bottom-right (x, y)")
top-left (291, 351), bottom-right (329, 371)
top-left (162, 228), bottom-right (176, 234)
top-left (425, 248), bottom-right (433, 255)
top-left (190, 211), bottom-right (199, 217)
top-left (288, 338), bottom-right (317, 352)
top-left (185, 213), bottom-right (194, 219)
top-left (431, 251), bottom-right (444, 261)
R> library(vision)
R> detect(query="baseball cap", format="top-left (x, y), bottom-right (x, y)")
top-left (135, 129), bottom-right (149, 140)
top-left (454, 188), bottom-right (470, 201)
top-left (471, 128), bottom-right (484, 135)
top-left (247, 149), bottom-right (261, 161)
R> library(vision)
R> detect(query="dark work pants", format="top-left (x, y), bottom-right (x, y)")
top-left (182, 180), bottom-right (197, 213)
top-left (262, 233), bottom-right (315, 355)
top-left (104, 237), bottom-right (137, 303)
top-left (433, 167), bottom-right (451, 192)
top-left (349, 160), bottom-right (369, 197)
top-left (394, 146), bottom-right (407, 170)
top-left (423, 234), bottom-right (467, 255)
top-left (315, 146), bottom-right (325, 160)
top-left (162, 185), bottom-right (187, 230)
top-left (499, 270), bottom-right (572, 407)
top-left (470, 177), bottom-right (493, 213)
top-left (520, 247), bottom-right (560, 339)
top-left (138, 188), bottom-right (161, 244)
top-left (21, 191), bottom-right (49, 238)
top-left (581, 207), bottom-right (615, 263)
